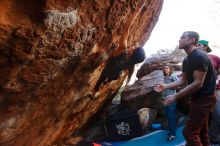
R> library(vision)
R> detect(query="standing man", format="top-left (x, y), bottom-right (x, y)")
top-left (154, 31), bottom-right (216, 146)
top-left (197, 40), bottom-right (220, 145)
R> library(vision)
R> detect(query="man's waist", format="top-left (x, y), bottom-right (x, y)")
top-left (191, 93), bottom-right (216, 103)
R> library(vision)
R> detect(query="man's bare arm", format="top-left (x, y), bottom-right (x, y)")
top-left (165, 72), bottom-right (188, 89)
top-left (175, 70), bottom-right (207, 100)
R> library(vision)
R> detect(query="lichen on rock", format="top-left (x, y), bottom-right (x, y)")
top-left (44, 10), bottom-right (79, 32)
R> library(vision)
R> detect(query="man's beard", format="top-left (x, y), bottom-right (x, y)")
top-left (179, 43), bottom-right (191, 49)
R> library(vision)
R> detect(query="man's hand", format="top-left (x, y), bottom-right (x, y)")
top-left (154, 84), bottom-right (166, 92)
top-left (162, 94), bottom-right (176, 105)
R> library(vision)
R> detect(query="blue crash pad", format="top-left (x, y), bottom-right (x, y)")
top-left (101, 126), bottom-right (185, 146)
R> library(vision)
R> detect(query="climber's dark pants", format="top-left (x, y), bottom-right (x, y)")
top-left (183, 94), bottom-right (216, 146)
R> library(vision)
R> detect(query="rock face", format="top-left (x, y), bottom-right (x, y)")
top-left (121, 70), bottom-right (181, 110)
top-left (137, 108), bottom-right (158, 130)
top-left (0, 0), bottom-right (163, 145)
top-left (137, 48), bottom-right (186, 78)
top-left (126, 49), bottom-right (185, 103)
top-left (123, 70), bottom-right (164, 100)
top-left (121, 51), bottom-right (189, 127)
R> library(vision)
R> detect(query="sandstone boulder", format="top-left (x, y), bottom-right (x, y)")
top-left (137, 48), bottom-right (186, 78)
top-left (0, 0), bottom-right (163, 145)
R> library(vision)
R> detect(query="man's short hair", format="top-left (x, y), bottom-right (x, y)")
top-left (184, 31), bottom-right (200, 45)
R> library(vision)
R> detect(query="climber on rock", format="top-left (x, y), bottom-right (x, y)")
top-left (94, 0), bottom-right (147, 91)
top-left (112, 0), bottom-right (147, 57)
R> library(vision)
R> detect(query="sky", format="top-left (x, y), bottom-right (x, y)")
top-left (143, 0), bottom-right (220, 57)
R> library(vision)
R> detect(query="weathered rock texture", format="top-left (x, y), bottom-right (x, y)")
top-left (121, 52), bottom-right (189, 127)
top-left (137, 48), bottom-right (186, 78)
top-left (0, 0), bottom-right (163, 145)
top-left (122, 70), bottom-right (181, 108)
top-left (122, 48), bottom-right (186, 100)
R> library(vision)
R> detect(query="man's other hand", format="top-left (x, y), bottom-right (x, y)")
top-left (162, 94), bottom-right (176, 105)
top-left (154, 84), bottom-right (166, 92)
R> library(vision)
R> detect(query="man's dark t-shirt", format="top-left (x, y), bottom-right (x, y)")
top-left (182, 49), bottom-right (216, 98)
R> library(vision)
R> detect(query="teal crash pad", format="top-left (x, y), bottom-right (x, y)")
top-left (101, 126), bottom-right (185, 146)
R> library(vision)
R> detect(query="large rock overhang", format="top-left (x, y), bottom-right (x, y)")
top-left (0, 0), bottom-right (163, 145)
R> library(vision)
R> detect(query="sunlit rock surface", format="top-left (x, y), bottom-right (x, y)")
top-left (122, 70), bottom-right (181, 107)
top-left (137, 48), bottom-right (186, 78)
top-left (0, 0), bottom-right (163, 145)
top-left (122, 53), bottom-right (188, 127)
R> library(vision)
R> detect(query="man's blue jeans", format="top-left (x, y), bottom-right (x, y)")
top-left (164, 102), bottom-right (177, 136)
